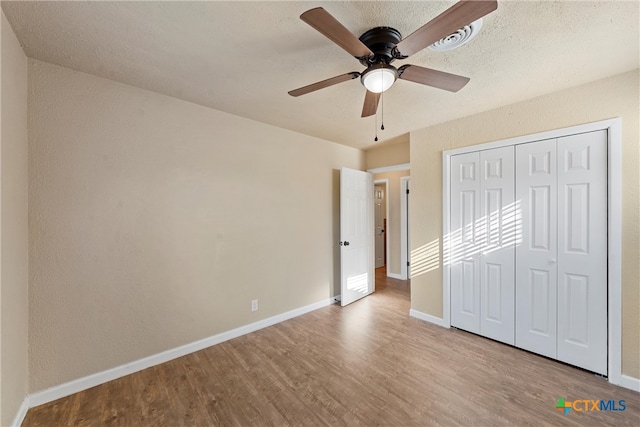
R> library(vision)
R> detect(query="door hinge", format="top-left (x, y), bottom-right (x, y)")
top-left (407, 261), bottom-right (410, 266)
top-left (406, 189), bottom-right (410, 194)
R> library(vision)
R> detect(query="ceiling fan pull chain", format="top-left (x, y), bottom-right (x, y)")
top-left (374, 108), bottom-right (378, 142)
top-left (381, 89), bottom-right (385, 131)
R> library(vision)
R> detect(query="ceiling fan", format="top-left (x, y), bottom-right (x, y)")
top-left (288, 1), bottom-right (498, 118)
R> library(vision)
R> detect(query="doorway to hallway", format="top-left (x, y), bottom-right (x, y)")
top-left (374, 182), bottom-right (387, 269)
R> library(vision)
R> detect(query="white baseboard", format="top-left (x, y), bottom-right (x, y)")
top-left (10, 396), bottom-right (29, 427)
top-left (618, 374), bottom-right (640, 392)
top-left (409, 309), bottom-right (450, 328)
top-left (387, 272), bottom-right (402, 280)
top-left (27, 296), bottom-right (339, 408)
top-left (18, 295), bottom-right (636, 420)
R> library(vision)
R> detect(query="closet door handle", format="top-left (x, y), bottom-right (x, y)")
top-left (550, 258), bottom-right (557, 263)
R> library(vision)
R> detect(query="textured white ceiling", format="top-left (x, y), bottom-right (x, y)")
top-left (2, 1), bottom-right (638, 149)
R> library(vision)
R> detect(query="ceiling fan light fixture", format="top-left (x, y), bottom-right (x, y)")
top-left (361, 64), bottom-right (397, 93)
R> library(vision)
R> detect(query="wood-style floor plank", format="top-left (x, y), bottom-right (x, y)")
top-left (22, 268), bottom-right (639, 426)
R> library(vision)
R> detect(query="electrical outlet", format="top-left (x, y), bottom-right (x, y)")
top-left (251, 299), bottom-right (258, 312)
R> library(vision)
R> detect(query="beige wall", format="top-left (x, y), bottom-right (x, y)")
top-left (373, 170), bottom-right (409, 277)
top-left (28, 59), bottom-right (364, 392)
top-left (365, 137), bottom-right (409, 170)
top-left (410, 69), bottom-right (640, 378)
top-left (0, 11), bottom-right (29, 426)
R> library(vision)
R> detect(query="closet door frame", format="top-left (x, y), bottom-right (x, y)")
top-left (442, 118), bottom-right (622, 387)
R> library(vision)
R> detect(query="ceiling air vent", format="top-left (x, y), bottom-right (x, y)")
top-left (428, 18), bottom-right (483, 51)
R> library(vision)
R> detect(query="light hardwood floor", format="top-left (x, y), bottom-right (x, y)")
top-left (23, 268), bottom-right (639, 426)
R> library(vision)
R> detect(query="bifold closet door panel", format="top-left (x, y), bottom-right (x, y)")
top-left (480, 147), bottom-right (515, 345)
top-left (557, 130), bottom-right (607, 375)
top-left (450, 152), bottom-right (481, 333)
top-left (515, 139), bottom-right (558, 359)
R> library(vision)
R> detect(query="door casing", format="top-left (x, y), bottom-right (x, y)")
top-left (401, 177), bottom-right (411, 280)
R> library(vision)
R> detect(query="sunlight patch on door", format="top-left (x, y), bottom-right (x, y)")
top-left (445, 200), bottom-right (522, 266)
top-left (347, 273), bottom-right (369, 293)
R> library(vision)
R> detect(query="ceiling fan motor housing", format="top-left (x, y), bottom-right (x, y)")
top-left (358, 27), bottom-right (403, 66)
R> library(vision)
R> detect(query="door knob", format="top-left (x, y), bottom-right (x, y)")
top-left (343, 241), bottom-right (350, 246)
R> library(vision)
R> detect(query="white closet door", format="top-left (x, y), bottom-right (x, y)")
top-left (480, 147), bottom-right (515, 345)
top-left (450, 152), bottom-right (481, 333)
top-left (515, 139), bottom-right (558, 359)
top-left (557, 131), bottom-right (607, 375)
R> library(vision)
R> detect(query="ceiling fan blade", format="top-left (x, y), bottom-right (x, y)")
top-left (361, 90), bottom-right (381, 117)
top-left (288, 72), bottom-right (360, 97)
top-left (300, 7), bottom-right (373, 59)
top-left (396, 0), bottom-right (497, 57)
top-left (398, 65), bottom-right (470, 92)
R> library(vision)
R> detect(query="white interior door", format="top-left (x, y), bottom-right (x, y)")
top-left (447, 126), bottom-right (611, 375)
top-left (374, 185), bottom-right (385, 268)
top-left (479, 147), bottom-right (516, 345)
top-left (450, 152), bottom-right (481, 333)
top-left (515, 139), bottom-right (558, 359)
top-left (556, 130), bottom-right (607, 375)
top-left (340, 167), bottom-right (374, 306)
